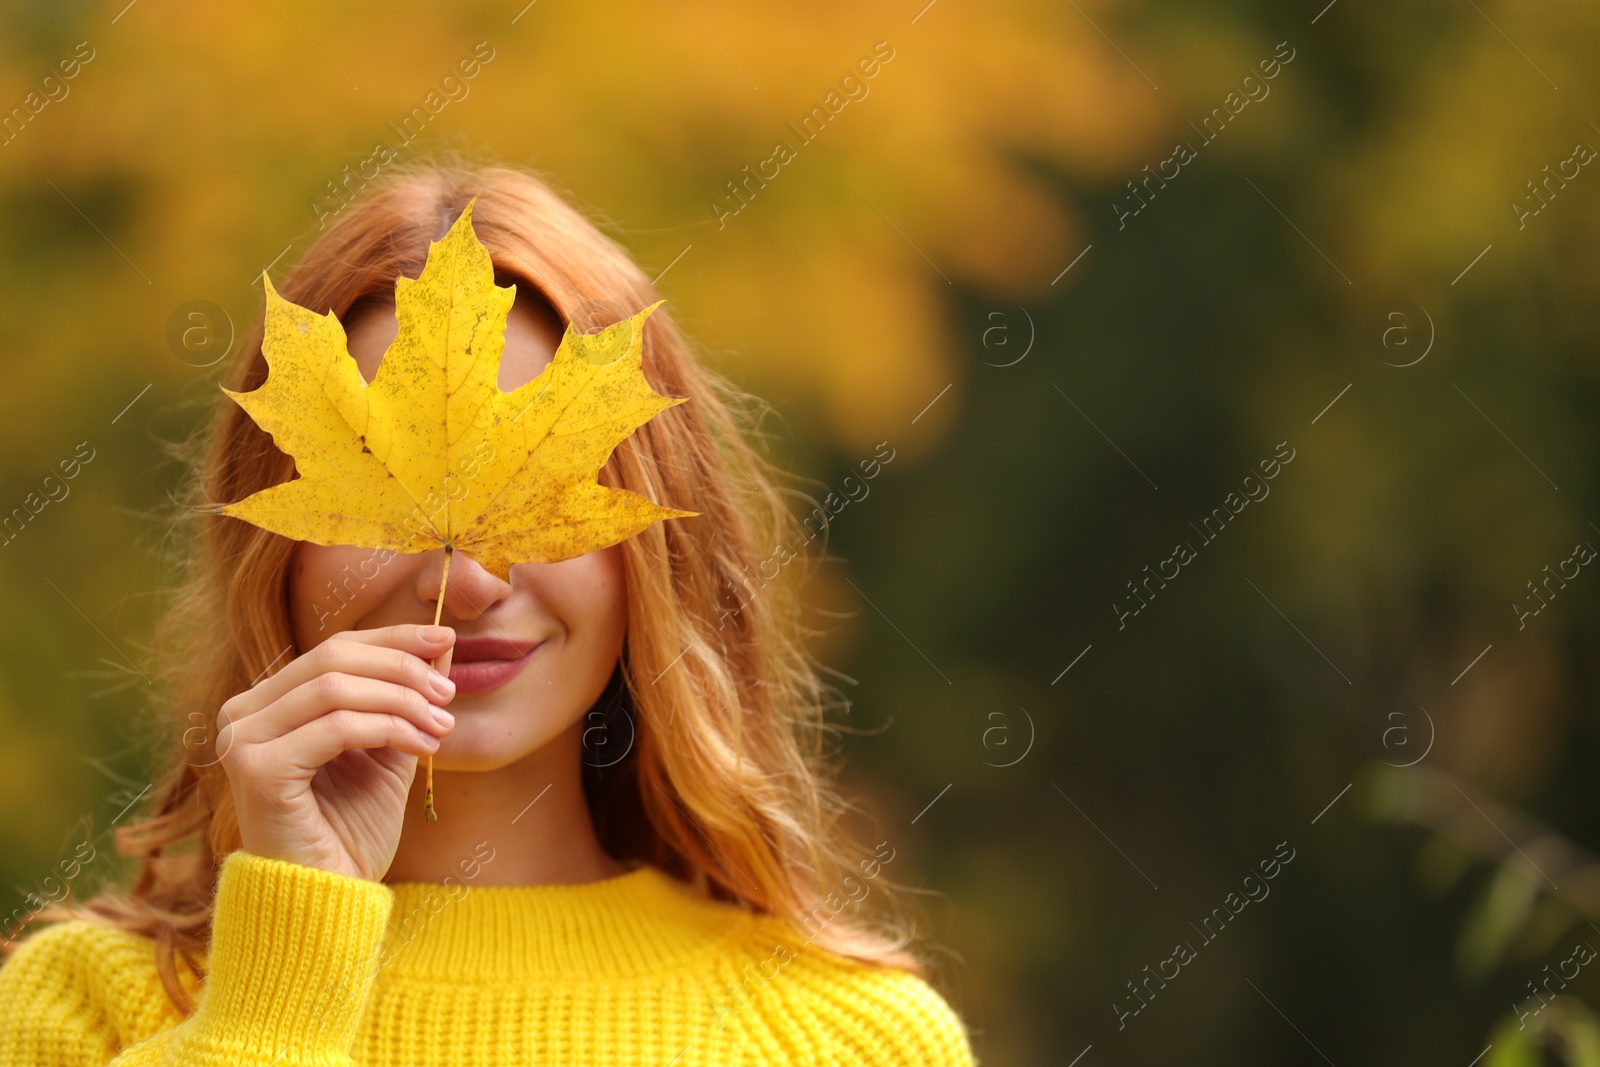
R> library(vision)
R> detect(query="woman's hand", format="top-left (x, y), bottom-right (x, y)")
top-left (218, 624), bottom-right (457, 881)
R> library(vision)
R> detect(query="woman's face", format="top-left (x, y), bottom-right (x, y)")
top-left (286, 287), bottom-right (628, 772)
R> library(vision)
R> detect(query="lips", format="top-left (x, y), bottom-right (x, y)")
top-left (447, 636), bottom-right (542, 694)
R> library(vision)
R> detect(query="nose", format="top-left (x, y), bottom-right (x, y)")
top-left (417, 546), bottom-right (513, 622)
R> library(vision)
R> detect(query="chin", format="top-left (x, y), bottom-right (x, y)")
top-left (430, 739), bottom-right (547, 773)
top-left (431, 711), bottom-right (577, 773)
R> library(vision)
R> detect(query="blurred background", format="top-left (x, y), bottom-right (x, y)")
top-left (3, 0), bottom-right (1600, 1062)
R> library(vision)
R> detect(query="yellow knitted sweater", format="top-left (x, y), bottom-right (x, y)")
top-left (0, 849), bottom-right (975, 1066)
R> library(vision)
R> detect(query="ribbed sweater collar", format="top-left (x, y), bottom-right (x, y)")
top-left (376, 864), bottom-right (750, 980)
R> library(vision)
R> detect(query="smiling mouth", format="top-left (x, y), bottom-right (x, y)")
top-left (447, 637), bottom-right (542, 694)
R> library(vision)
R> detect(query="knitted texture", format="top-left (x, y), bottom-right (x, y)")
top-left (0, 850), bottom-right (976, 1066)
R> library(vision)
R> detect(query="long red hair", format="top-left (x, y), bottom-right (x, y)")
top-left (6, 161), bottom-right (920, 1013)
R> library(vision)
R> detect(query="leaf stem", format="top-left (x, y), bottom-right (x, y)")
top-left (423, 546), bottom-right (452, 823)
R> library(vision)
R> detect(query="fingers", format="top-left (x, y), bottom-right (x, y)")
top-left (237, 672), bottom-right (455, 746)
top-left (224, 625), bottom-right (456, 725)
top-left (258, 708), bottom-right (441, 774)
top-left (329, 623), bottom-right (456, 656)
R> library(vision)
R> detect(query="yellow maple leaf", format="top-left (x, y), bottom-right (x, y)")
top-left (211, 201), bottom-right (697, 821)
top-left (213, 200), bottom-right (697, 583)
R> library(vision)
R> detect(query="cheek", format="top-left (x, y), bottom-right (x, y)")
top-left (596, 547), bottom-right (628, 643)
top-left (289, 543), bottom-right (401, 647)
top-left (533, 546), bottom-right (628, 647)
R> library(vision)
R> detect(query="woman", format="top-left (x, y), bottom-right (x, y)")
top-left (0, 163), bottom-right (975, 1066)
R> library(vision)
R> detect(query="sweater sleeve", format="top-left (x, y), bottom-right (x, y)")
top-left (0, 850), bottom-right (395, 1067)
top-left (746, 930), bottom-right (979, 1067)
top-left (831, 968), bottom-right (978, 1067)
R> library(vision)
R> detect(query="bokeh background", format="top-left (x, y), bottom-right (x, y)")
top-left (4, 0), bottom-right (1600, 1062)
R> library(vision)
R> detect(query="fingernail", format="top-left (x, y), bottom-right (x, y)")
top-left (432, 706), bottom-right (455, 729)
top-left (421, 625), bottom-right (453, 644)
top-left (428, 670), bottom-right (456, 700)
